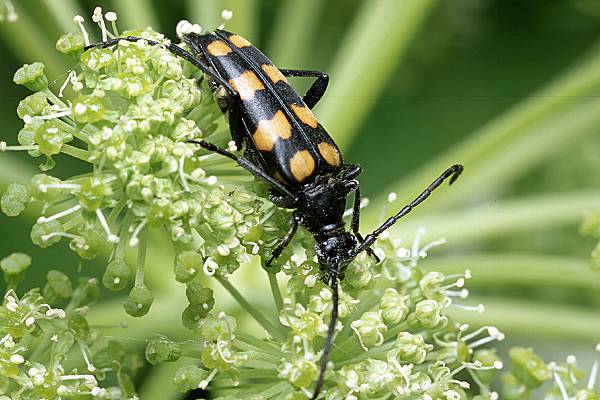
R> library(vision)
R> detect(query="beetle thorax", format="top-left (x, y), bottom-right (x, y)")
top-left (297, 175), bottom-right (350, 238)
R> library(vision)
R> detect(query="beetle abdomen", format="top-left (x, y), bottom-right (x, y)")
top-left (184, 30), bottom-right (343, 187)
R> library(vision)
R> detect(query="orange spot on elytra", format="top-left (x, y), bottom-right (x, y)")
top-left (317, 141), bottom-right (341, 167)
top-left (290, 150), bottom-right (315, 182)
top-left (291, 104), bottom-right (318, 128)
top-left (207, 40), bottom-right (232, 56)
top-left (253, 110), bottom-right (292, 151)
top-left (261, 64), bottom-right (287, 84)
top-left (229, 34), bottom-right (252, 48)
top-left (229, 71), bottom-right (265, 100)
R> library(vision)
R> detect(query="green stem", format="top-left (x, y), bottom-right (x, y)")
top-left (134, 229), bottom-right (147, 286)
top-left (0, 3), bottom-right (68, 78)
top-left (186, 0), bottom-right (220, 30)
top-left (215, 275), bottom-right (285, 341)
top-left (268, 272), bottom-right (284, 314)
top-left (424, 254), bottom-right (600, 292)
top-left (41, 0), bottom-right (84, 34)
top-left (234, 331), bottom-right (283, 357)
top-left (450, 296), bottom-right (600, 343)
top-left (384, 190), bottom-right (600, 245)
top-left (336, 341), bottom-right (395, 367)
top-left (267, 0), bottom-right (324, 65)
top-left (318, 0), bottom-right (438, 150)
top-left (223, 0), bottom-right (258, 42)
top-left (61, 144), bottom-right (89, 162)
top-left (111, 0), bottom-right (161, 32)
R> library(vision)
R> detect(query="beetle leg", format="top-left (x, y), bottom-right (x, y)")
top-left (311, 264), bottom-right (340, 400)
top-left (266, 212), bottom-right (301, 268)
top-left (355, 164), bottom-right (463, 255)
top-left (187, 139), bottom-right (297, 200)
top-left (85, 36), bottom-right (236, 96)
top-left (350, 186), bottom-right (381, 263)
top-left (279, 69), bottom-right (329, 109)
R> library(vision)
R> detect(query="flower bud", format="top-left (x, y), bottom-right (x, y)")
top-left (278, 359), bottom-right (318, 389)
top-left (186, 282), bottom-right (214, 308)
top-left (43, 270), bottom-right (73, 302)
top-left (1, 253), bottom-right (32, 289)
top-left (1, 183), bottom-right (30, 217)
top-left (414, 299), bottom-right (446, 329)
top-left (181, 304), bottom-right (210, 331)
top-left (56, 32), bottom-right (85, 56)
top-left (351, 311), bottom-right (387, 349)
top-left (123, 284), bottom-right (154, 317)
top-left (345, 258), bottom-right (373, 289)
top-left (389, 332), bottom-right (432, 364)
top-left (509, 347), bottom-right (551, 389)
top-left (174, 251), bottom-right (203, 283)
top-left (473, 348), bottom-right (503, 385)
top-left (200, 313), bottom-right (237, 342)
top-left (16, 92), bottom-right (48, 119)
top-left (34, 120), bottom-right (73, 156)
top-left (380, 288), bottom-right (409, 325)
top-left (30, 220), bottom-right (63, 248)
top-left (145, 337), bottom-right (182, 365)
top-left (173, 365), bottom-right (208, 393)
top-left (102, 259), bottom-right (131, 291)
top-left (71, 95), bottom-right (106, 123)
top-left (68, 314), bottom-right (90, 340)
top-left (419, 271), bottom-right (444, 301)
top-left (13, 62), bottom-right (48, 91)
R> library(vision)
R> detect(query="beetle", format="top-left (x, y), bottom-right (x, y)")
top-left (87, 30), bottom-right (463, 399)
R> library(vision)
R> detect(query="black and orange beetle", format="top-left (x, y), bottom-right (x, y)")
top-left (88, 30), bottom-right (463, 399)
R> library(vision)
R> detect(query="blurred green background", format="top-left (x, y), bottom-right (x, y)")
top-left (2, 0), bottom-right (600, 397)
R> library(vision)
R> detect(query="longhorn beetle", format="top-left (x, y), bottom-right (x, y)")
top-left (87, 30), bottom-right (463, 399)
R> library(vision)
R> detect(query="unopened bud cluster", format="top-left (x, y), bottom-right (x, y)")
top-left (0, 253), bottom-right (141, 399)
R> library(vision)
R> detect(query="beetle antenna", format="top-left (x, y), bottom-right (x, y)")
top-left (354, 164), bottom-right (463, 256)
top-left (311, 266), bottom-right (339, 399)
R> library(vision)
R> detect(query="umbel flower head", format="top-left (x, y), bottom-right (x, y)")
top-left (2, 8), bottom-right (290, 317)
top-left (0, 253), bottom-right (142, 399)
top-left (1, 8), bottom-right (508, 399)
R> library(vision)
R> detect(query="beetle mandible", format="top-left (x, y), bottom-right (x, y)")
top-left (87, 29), bottom-right (463, 399)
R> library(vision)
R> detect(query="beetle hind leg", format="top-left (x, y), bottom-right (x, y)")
top-left (279, 68), bottom-right (329, 109)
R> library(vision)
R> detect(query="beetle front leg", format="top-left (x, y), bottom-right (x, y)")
top-left (266, 212), bottom-right (301, 268)
top-left (187, 139), bottom-right (297, 200)
top-left (350, 185), bottom-right (380, 263)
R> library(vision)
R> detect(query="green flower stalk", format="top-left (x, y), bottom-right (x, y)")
top-left (0, 8), bottom-right (509, 399)
top-left (0, 253), bottom-right (141, 399)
